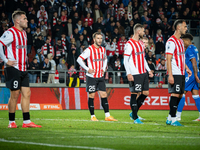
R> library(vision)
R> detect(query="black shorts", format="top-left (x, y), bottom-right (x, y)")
top-left (86, 76), bottom-right (106, 93)
top-left (129, 73), bottom-right (149, 93)
top-left (4, 67), bottom-right (29, 90)
top-left (168, 75), bottom-right (185, 94)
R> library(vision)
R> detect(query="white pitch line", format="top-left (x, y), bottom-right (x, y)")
top-left (0, 138), bottom-right (115, 150)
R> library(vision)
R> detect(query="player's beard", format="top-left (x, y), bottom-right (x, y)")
top-left (95, 41), bottom-right (101, 47)
top-left (139, 34), bottom-right (143, 39)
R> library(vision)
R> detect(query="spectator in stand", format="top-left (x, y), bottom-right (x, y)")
top-left (93, 17), bottom-right (104, 32)
top-left (127, 2), bottom-right (133, 21)
top-left (37, 5), bottom-right (48, 24)
top-left (146, 57), bottom-right (155, 83)
top-left (156, 81), bottom-right (163, 88)
top-left (127, 20), bottom-right (134, 37)
top-left (84, 2), bottom-right (92, 17)
top-left (138, 0), bottom-right (148, 17)
top-left (28, 58), bottom-right (39, 83)
top-left (168, 7), bottom-right (176, 23)
top-left (93, 4), bottom-right (103, 23)
top-left (73, 27), bottom-right (80, 41)
top-left (106, 3), bottom-right (115, 17)
top-left (112, 28), bottom-right (120, 41)
top-left (148, 38), bottom-right (155, 54)
top-left (68, 65), bottom-right (77, 77)
top-left (70, 5), bottom-right (77, 19)
top-left (38, 0), bottom-right (48, 9)
top-left (133, 13), bottom-right (141, 25)
top-left (163, 1), bottom-right (170, 17)
top-left (40, 20), bottom-right (48, 41)
top-left (116, 21), bottom-right (125, 35)
top-left (47, 0), bottom-right (61, 23)
top-left (157, 6), bottom-right (164, 18)
top-left (83, 21), bottom-right (92, 37)
top-left (61, 2), bottom-right (70, 15)
top-left (148, 0), bottom-right (156, 15)
top-left (141, 10), bottom-right (151, 29)
top-left (16, 0), bottom-right (29, 13)
top-left (154, 58), bottom-right (166, 84)
top-left (61, 33), bottom-right (68, 56)
top-left (57, 58), bottom-right (68, 83)
top-left (76, 34), bottom-right (89, 56)
top-left (154, 18), bottom-right (164, 34)
top-left (144, 29), bottom-right (151, 39)
top-left (54, 38), bottom-right (65, 65)
top-left (41, 37), bottom-right (54, 58)
top-left (115, 9), bottom-right (122, 21)
top-left (26, 28), bottom-right (33, 54)
top-left (120, 13), bottom-right (130, 29)
top-left (33, 27), bottom-right (43, 44)
top-left (60, 10), bottom-right (67, 23)
top-left (65, 18), bottom-right (73, 41)
top-left (35, 49), bottom-right (45, 64)
top-left (76, 20), bottom-right (84, 34)
top-left (105, 38), bottom-right (117, 62)
top-left (47, 53), bottom-right (56, 83)
top-left (146, 50), bottom-right (156, 65)
top-left (84, 13), bottom-right (93, 27)
top-left (155, 29), bottom-right (165, 43)
top-left (193, 1), bottom-right (200, 12)
top-left (53, 19), bottom-right (65, 44)
top-left (67, 48), bottom-right (78, 70)
top-left (52, 11), bottom-right (59, 27)
top-left (147, 8), bottom-right (155, 23)
top-left (118, 3), bottom-right (125, 17)
top-left (117, 35), bottom-right (127, 60)
top-left (68, 38), bottom-right (77, 50)
top-left (72, 12), bottom-right (80, 27)
top-left (83, 29), bottom-right (91, 45)
top-left (34, 35), bottom-right (45, 54)
top-left (114, 58), bottom-right (121, 84)
top-left (29, 19), bottom-right (37, 34)
top-left (155, 37), bottom-right (165, 60)
top-left (39, 57), bottom-right (51, 83)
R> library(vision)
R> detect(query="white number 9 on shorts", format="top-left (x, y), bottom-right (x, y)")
top-left (13, 80), bottom-right (18, 89)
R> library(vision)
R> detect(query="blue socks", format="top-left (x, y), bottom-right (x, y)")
top-left (192, 95), bottom-right (200, 113)
top-left (177, 94), bottom-right (185, 113)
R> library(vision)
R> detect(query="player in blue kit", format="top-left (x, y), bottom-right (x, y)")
top-left (176, 33), bottom-right (200, 121)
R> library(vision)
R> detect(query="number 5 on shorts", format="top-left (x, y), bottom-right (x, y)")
top-left (176, 85), bottom-right (180, 92)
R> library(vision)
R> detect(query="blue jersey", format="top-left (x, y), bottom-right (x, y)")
top-left (185, 45), bottom-right (199, 77)
top-left (185, 45), bottom-right (199, 91)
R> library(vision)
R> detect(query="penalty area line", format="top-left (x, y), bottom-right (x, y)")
top-left (0, 138), bottom-right (115, 150)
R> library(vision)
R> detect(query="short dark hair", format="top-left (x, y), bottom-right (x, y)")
top-left (133, 23), bottom-right (144, 32)
top-left (181, 33), bottom-right (193, 41)
top-left (92, 32), bottom-right (102, 39)
top-left (173, 19), bottom-right (185, 30)
top-left (12, 10), bottom-right (26, 22)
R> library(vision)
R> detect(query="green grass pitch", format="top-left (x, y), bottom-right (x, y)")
top-left (0, 110), bottom-right (200, 150)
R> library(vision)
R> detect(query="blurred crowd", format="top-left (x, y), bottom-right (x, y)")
top-left (0, 0), bottom-right (199, 84)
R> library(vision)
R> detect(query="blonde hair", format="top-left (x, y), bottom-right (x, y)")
top-left (12, 10), bottom-right (26, 23)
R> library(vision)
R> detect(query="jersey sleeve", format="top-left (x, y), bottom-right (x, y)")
top-left (0, 31), bottom-right (13, 46)
top-left (124, 43), bottom-right (132, 56)
top-left (165, 41), bottom-right (175, 55)
top-left (187, 47), bottom-right (196, 60)
top-left (79, 48), bottom-right (90, 60)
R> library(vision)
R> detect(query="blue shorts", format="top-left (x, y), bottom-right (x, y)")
top-left (185, 74), bottom-right (199, 91)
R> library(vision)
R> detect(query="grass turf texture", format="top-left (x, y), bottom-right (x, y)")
top-left (0, 110), bottom-right (200, 150)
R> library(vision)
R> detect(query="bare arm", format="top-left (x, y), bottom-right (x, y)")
top-left (166, 54), bottom-right (174, 84)
top-left (190, 58), bottom-right (199, 82)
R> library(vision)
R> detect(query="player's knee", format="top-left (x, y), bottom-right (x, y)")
top-left (101, 92), bottom-right (107, 98)
top-left (89, 92), bottom-right (95, 98)
top-left (143, 91), bottom-right (149, 96)
top-left (10, 90), bottom-right (20, 101)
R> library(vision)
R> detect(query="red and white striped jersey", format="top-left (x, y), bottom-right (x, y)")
top-left (124, 38), bottom-right (146, 75)
top-left (165, 35), bottom-right (185, 75)
top-left (0, 26), bottom-right (27, 71)
top-left (117, 39), bottom-right (127, 55)
top-left (155, 63), bottom-right (167, 77)
top-left (79, 44), bottom-right (106, 78)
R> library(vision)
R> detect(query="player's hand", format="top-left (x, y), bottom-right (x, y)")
top-left (186, 68), bottom-right (192, 77)
top-left (195, 75), bottom-right (200, 83)
top-left (102, 70), bottom-right (105, 74)
top-left (6, 60), bottom-right (17, 67)
top-left (88, 68), bottom-right (95, 74)
top-left (148, 71), bottom-right (154, 77)
top-left (127, 74), bottom-right (134, 81)
top-left (168, 75), bottom-right (174, 85)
